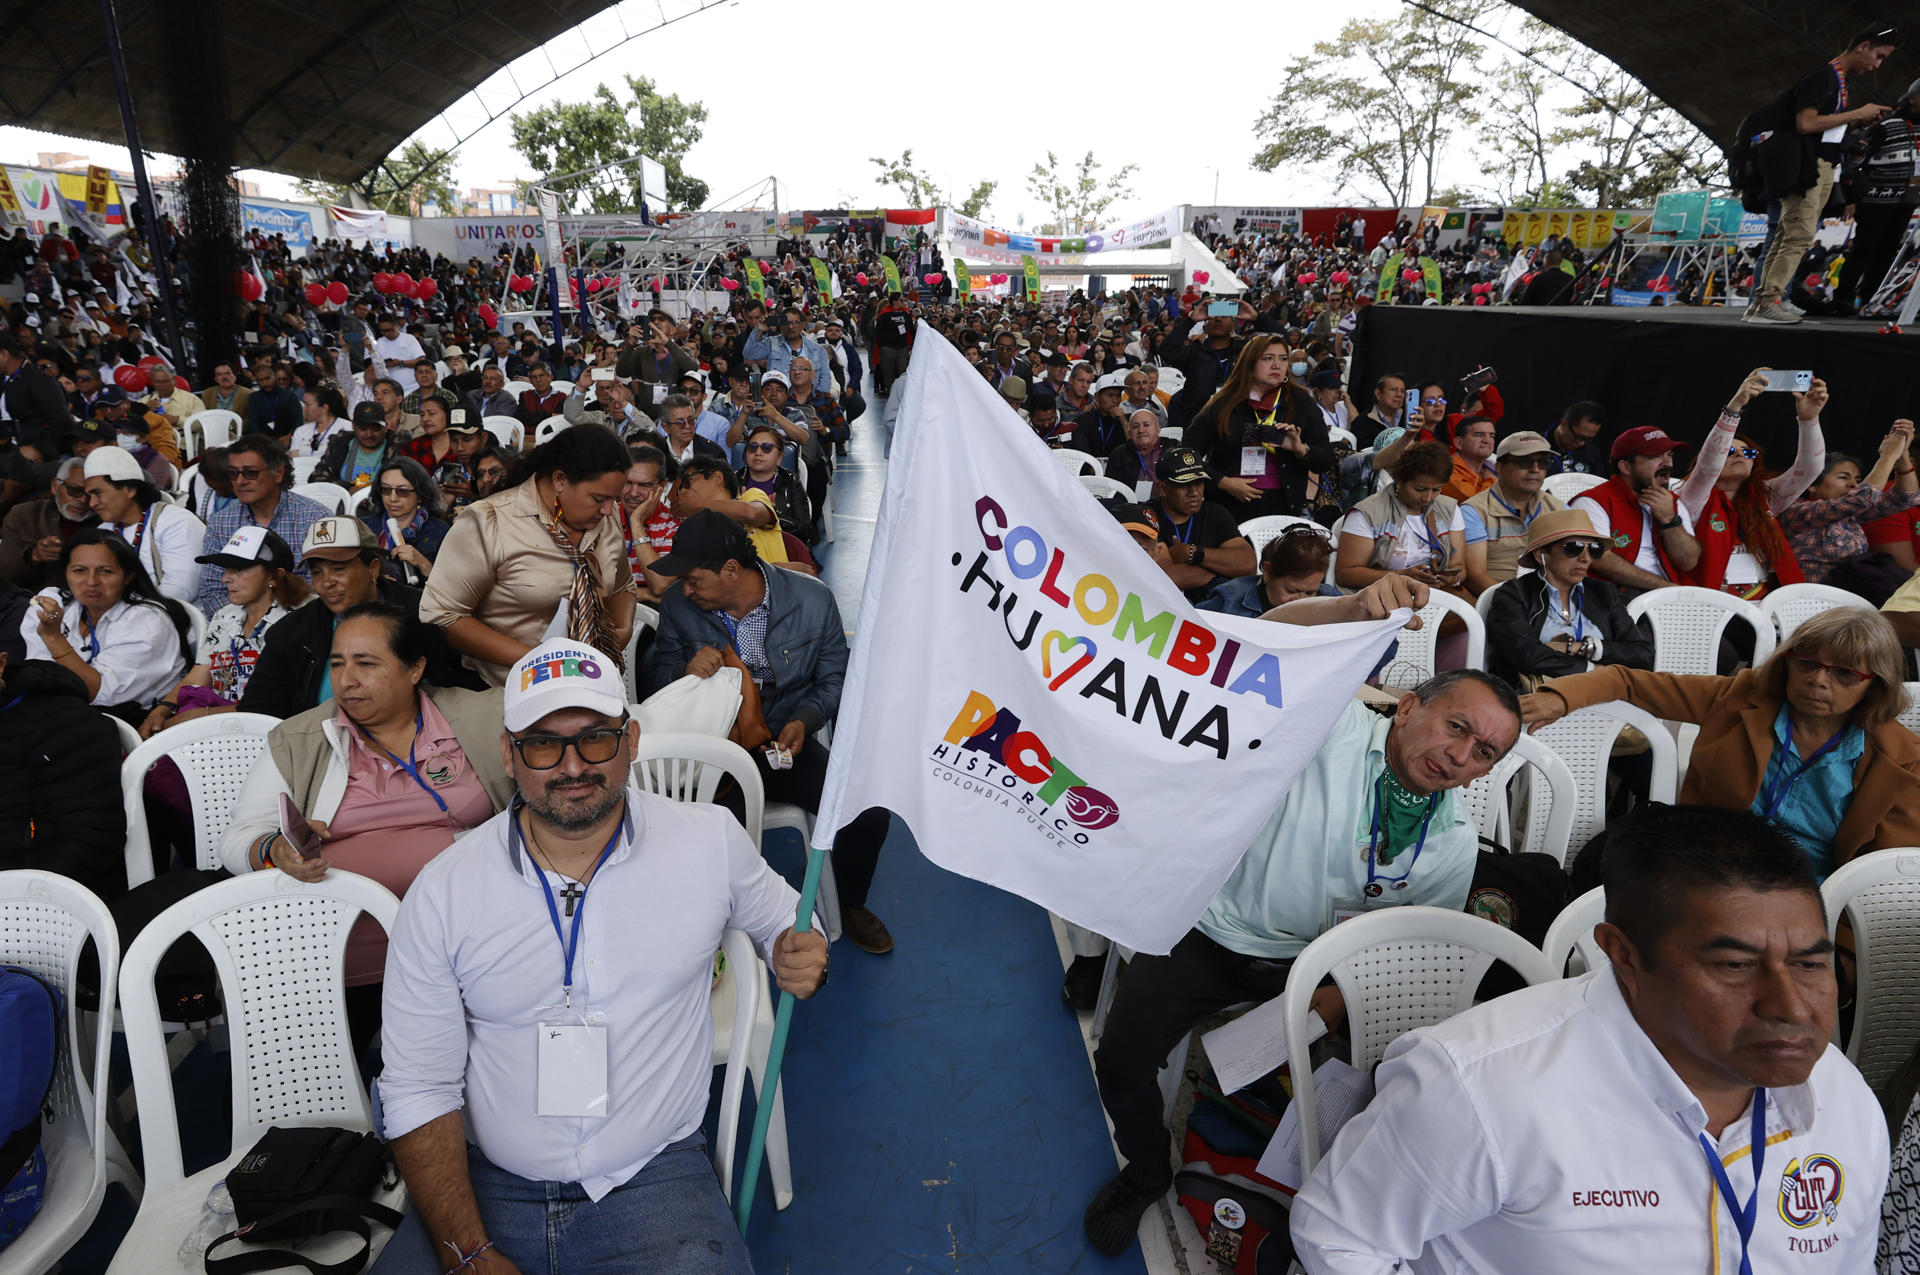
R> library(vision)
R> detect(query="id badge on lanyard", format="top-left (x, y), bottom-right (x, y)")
top-left (518, 809), bottom-right (622, 1118)
top-left (1239, 446), bottom-right (1267, 478)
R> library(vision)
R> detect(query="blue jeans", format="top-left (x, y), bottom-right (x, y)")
top-left (371, 1134), bottom-right (752, 1274)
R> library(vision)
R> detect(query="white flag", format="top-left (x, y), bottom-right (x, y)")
top-left (811, 325), bottom-right (1406, 955)
top-left (327, 205), bottom-right (389, 239)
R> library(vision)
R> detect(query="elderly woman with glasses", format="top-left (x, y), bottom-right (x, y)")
top-left (1522, 606), bottom-right (1920, 878)
top-left (1483, 510), bottom-right (1651, 689)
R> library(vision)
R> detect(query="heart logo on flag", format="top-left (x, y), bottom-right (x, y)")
top-left (1040, 631), bottom-right (1098, 691)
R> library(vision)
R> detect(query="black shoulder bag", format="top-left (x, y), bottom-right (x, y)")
top-left (204, 1126), bottom-right (403, 1275)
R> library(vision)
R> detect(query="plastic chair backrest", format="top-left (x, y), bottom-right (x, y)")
top-left (1759, 582), bottom-right (1874, 645)
top-left (1475, 578), bottom-right (1504, 625)
top-left (186, 409), bottom-right (241, 456)
top-left (534, 416), bottom-right (570, 445)
top-left (630, 732), bottom-right (766, 842)
top-left (1542, 886), bottom-right (1607, 976)
top-left (501, 380), bottom-right (533, 399)
top-left (1529, 701), bottom-right (1678, 864)
top-left (1822, 848), bottom-right (1920, 1090)
top-left (710, 927), bottom-right (760, 1202)
top-left (1900, 682), bottom-right (1920, 738)
top-left (108, 715), bottom-right (140, 756)
top-left (483, 415), bottom-right (525, 450)
top-left (121, 713), bottom-right (279, 887)
top-left (0, 871), bottom-right (118, 1174)
top-left (1456, 731), bottom-right (1576, 862)
top-left (1373, 591), bottom-right (1485, 689)
top-left (118, 870), bottom-right (400, 1193)
top-left (1542, 472), bottom-right (1605, 503)
top-left (290, 481), bottom-right (350, 515)
top-left (291, 455), bottom-right (322, 484)
top-left (623, 604), bottom-right (661, 703)
top-left (1328, 426), bottom-right (1357, 448)
top-left (1051, 448), bottom-right (1103, 476)
top-left (1159, 427), bottom-right (1184, 443)
top-left (1324, 512), bottom-right (1351, 591)
top-left (1627, 586), bottom-right (1774, 677)
top-left (1281, 906), bottom-right (1557, 1173)
top-left (1238, 514), bottom-right (1321, 561)
top-left (180, 600), bottom-right (207, 655)
top-left (1079, 475), bottom-right (1134, 502)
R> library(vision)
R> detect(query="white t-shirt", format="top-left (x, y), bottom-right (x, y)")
top-left (1572, 495), bottom-right (1696, 579)
top-left (1345, 501), bottom-right (1465, 569)
top-left (374, 332), bottom-right (426, 393)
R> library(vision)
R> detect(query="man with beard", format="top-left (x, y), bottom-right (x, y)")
top-left (1573, 426), bottom-right (1702, 596)
top-left (0, 458), bottom-right (96, 590)
top-left (373, 639), bottom-right (827, 1275)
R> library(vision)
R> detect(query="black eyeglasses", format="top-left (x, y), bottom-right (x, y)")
top-left (1556, 539), bottom-right (1605, 558)
top-left (1508, 453), bottom-right (1555, 470)
top-left (508, 715), bottom-right (630, 770)
top-left (745, 441), bottom-right (780, 453)
top-left (1729, 447), bottom-right (1761, 460)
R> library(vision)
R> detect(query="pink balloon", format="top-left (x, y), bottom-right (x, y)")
top-left (1473, 296), bottom-right (1488, 306)
top-left (924, 273), bottom-right (943, 286)
top-left (720, 278), bottom-right (740, 291)
top-left (1192, 270), bottom-right (1210, 284)
top-left (1297, 272), bottom-right (1317, 285)
top-left (1330, 271), bottom-right (1350, 285)
top-left (855, 272), bottom-right (869, 286)
top-left (1401, 268), bottom-right (1423, 282)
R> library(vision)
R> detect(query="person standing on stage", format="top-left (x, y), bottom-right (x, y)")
top-left (1836, 76), bottom-right (1920, 314)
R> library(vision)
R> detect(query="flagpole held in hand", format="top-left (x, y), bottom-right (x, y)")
top-left (734, 840), bottom-right (827, 1232)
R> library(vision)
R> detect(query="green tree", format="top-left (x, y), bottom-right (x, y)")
top-left (868, 149), bottom-right (997, 217)
top-left (1251, 0), bottom-right (1492, 207)
top-left (296, 141), bottom-right (459, 215)
top-left (509, 75), bottom-right (709, 213)
top-left (1024, 150), bottom-right (1138, 235)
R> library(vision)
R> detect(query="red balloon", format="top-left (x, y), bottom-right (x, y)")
top-left (416, 279), bottom-right (437, 300)
top-left (374, 273), bottom-right (393, 294)
top-left (921, 273), bottom-right (941, 286)
top-left (1402, 268), bottom-right (1423, 282)
top-left (138, 354), bottom-right (165, 369)
top-left (477, 304), bottom-right (498, 329)
top-left (854, 273), bottom-right (869, 287)
top-left (1473, 296), bottom-right (1488, 306)
top-left (327, 281), bottom-right (349, 305)
top-left (1330, 271), bottom-right (1351, 285)
top-left (174, 376), bottom-right (191, 392)
top-left (1192, 270), bottom-right (1210, 284)
top-left (1297, 272), bottom-right (1317, 285)
top-left (719, 278), bottom-right (740, 291)
top-left (113, 365), bottom-right (148, 392)
top-left (304, 282), bottom-right (327, 306)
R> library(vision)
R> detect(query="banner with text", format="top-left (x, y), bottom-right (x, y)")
top-left (810, 326), bottom-right (1402, 955)
top-left (810, 257), bottom-right (833, 299)
top-left (954, 259), bottom-right (971, 299)
top-left (242, 202), bottom-right (316, 249)
top-left (1021, 254), bottom-right (1040, 301)
top-left (944, 207), bottom-right (1178, 263)
top-left (881, 254), bottom-right (902, 294)
top-left (328, 205), bottom-right (390, 239)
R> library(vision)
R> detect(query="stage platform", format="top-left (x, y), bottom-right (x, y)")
top-left (1352, 303), bottom-right (1917, 458)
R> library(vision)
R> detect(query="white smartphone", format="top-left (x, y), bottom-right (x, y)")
top-left (1759, 369), bottom-right (1813, 393)
top-left (591, 368), bottom-right (616, 382)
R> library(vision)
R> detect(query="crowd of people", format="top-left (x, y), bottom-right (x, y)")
top-left (8, 53), bottom-right (1920, 1263)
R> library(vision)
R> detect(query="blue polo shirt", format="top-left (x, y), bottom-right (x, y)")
top-left (1751, 704), bottom-right (1863, 881)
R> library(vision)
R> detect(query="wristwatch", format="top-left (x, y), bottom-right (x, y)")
top-left (1657, 516), bottom-right (1682, 531)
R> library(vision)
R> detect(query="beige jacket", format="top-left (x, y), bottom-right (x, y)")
top-left (419, 479), bottom-right (637, 686)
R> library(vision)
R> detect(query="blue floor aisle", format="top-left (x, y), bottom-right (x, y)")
top-left (743, 388), bottom-right (1145, 1274)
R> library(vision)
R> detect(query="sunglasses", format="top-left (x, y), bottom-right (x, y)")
top-left (1421, 396), bottom-right (1447, 406)
top-left (377, 485), bottom-right (416, 498)
top-left (1508, 453), bottom-right (1554, 470)
top-left (1788, 655), bottom-right (1872, 688)
top-left (1554, 539), bottom-right (1606, 558)
top-left (745, 441), bottom-right (780, 453)
top-left (508, 715), bottom-right (631, 770)
top-left (228, 465), bottom-right (271, 481)
top-left (1729, 447), bottom-right (1761, 460)
top-left (60, 482), bottom-right (87, 499)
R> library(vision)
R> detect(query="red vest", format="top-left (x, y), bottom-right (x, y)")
top-left (1686, 488), bottom-right (1805, 592)
top-left (1585, 476), bottom-right (1680, 581)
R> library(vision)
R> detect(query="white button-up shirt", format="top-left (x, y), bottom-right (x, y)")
top-left (19, 591), bottom-right (189, 708)
top-left (377, 787), bottom-right (800, 1200)
top-left (1291, 969), bottom-right (1889, 1273)
top-left (102, 501), bottom-right (207, 604)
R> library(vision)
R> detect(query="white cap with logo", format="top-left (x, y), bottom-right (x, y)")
top-left (81, 446), bottom-right (145, 484)
top-left (505, 639), bottom-right (627, 731)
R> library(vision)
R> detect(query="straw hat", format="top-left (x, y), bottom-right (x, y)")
top-left (1519, 508), bottom-right (1606, 568)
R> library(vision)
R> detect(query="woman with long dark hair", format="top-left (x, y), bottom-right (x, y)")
top-left (419, 423), bottom-right (637, 686)
top-left (1187, 332), bottom-right (1333, 520)
top-left (1779, 418), bottom-right (1920, 604)
top-left (20, 529), bottom-right (194, 714)
top-left (1677, 368), bottom-right (1827, 598)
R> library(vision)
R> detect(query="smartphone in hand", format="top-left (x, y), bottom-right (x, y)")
top-left (278, 792), bottom-right (324, 860)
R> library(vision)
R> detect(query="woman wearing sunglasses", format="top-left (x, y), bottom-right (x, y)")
top-left (1483, 510), bottom-right (1650, 688)
top-left (361, 457), bottom-right (450, 585)
top-left (734, 420), bottom-right (813, 542)
top-left (1674, 368), bottom-right (1829, 599)
top-left (1521, 605), bottom-right (1919, 879)
top-left (220, 602), bottom-right (512, 1053)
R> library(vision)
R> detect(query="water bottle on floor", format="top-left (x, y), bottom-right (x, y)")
top-left (176, 1178), bottom-right (234, 1262)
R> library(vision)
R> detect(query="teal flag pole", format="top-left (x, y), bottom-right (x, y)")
top-left (734, 842), bottom-right (827, 1232)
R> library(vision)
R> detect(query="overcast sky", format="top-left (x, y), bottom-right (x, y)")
top-left (1, 0), bottom-right (1507, 223)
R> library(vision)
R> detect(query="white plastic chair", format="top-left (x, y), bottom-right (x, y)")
top-left (534, 415), bottom-right (571, 445)
top-left (1899, 681), bottom-right (1920, 737)
top-left (1328, 426), bottom-right (1357, 448)
top-left (178, 601), bottom-right (206, 657)
top-left (108, 716), bottom-right (140, 756)
top-left (290, 481), bottom-right (350, 516)
top-left (159, 461), bottom-right (182, 496)
top-left (1456, 730), bottom-right (1577, 863)
top-left (1529, 701), bottom-right (1679, 865)
top-left (710, 927), bottom-right (790, 1207)
top-left (483, 415), bottom-right (526, 451)
top-left (1238, 514), bottom-right (1321, 561)
top-left (1159, 426), bottom-right (1184, 443)
top-left (110, 871), bottom-right (404, 1275)
top-left (1079, 474), bottom-right (1134, 501)
top-left (623, 603), bottom-right (661, 704)
top-left (1474, 578), bottom-right (1504, 626)
top-left (1759, 582), bottom-right (1874, 645)
top-left (1822, 848), bottom-right (1920, 1091)
top-left (121, 714), bottom-right (279, 887)
top-left (0, 871), bottom-right (137, 1275)
top-left (1281, 907), bottom-right (1557, 1175)
top-left (500, 379), bottom-right (533, 399)
top-left (1542, 472), bottom-right (1605, 503)
top-left (290, 455), bottom-right (321, 484)
top-left (1373, 591), bottom-right (1485, 689)
top-left (1051, 448), bottom-right (1104, 477)
top-left (1627, 586), bottom-right (1774, 677)
top-left (1324, 511), bottom-right (1350, 592)
top-left (347, 485), bottom-right (375, 514)
top-left (628, 734), bottom-right (795, 1209)
top-left (1542, 886), bottom-right (1607, 977)
top-left (184, 410), bottom-right (240, 460)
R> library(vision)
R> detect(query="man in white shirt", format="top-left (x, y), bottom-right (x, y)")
top-left (1292, 805), bottom-right (1888, 1273)
top-left (373, 315), bottom-right (427, 395)
top-left (373, 639), bottom-right (828, 1275)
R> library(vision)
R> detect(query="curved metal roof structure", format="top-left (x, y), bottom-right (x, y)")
top-left (3, 1), bottom-right (1914, 184)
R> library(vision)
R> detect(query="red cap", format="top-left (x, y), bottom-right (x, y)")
top-left (1610, 425), bottom-right (1689, 464)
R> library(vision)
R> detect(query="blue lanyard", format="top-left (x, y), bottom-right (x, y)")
top-left (1759, 731), bottom-right (1847, 819)
top-left (74, 612), bottom-right (101, 663)
top-left (1697, 1090), bottom-right (1768, 1275)
top-left (717, 609), bottom-right (742, 653)
top-left (515, 805), bottom-right (625, 1008)
top-left (361, 708), bottom-right (450, 814)
top-left (1169, 514), bottom-right (1195, 545)
top-left (1549, 583), bottom-right (1586, 642)
top-left (1365, 771), bottom-right (1440, 892)
top-left (1487, 488), bottom-right (1539, 529)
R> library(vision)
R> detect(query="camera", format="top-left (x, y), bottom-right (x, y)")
top-left (434, 460), bottom-right (470, 488)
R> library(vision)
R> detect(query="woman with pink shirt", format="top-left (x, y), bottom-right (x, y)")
top-left (219, 600), bottom-right (513, 1055)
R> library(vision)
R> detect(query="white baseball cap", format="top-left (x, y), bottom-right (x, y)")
top-left (1093, 371), bottom-right (1129, 394)
top-left (505, 639), bottom-right (628, 731)
top-left (82, 446), bottom-right (145, 484)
